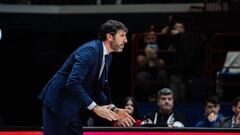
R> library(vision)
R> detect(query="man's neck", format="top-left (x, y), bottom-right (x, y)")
top-left (159, 109), bottom-right (172, 115)
top-left (103, 41), bottom-right (113, 53)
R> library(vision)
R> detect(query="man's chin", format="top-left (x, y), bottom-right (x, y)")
top-left (163, 107), bottom-right (172, 111)
top-left (115, 48), bottom-right (123, 52)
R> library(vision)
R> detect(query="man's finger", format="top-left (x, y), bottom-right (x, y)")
top-left (127, 118), bottom-right (134, 126)
top-left (127, 114), bottom-right (136, 123)
top-left (109, 115), bottom-right (117, 121)
top-left (109, 110), bottom-right (118, 118)
top-left (124, 120), bottom-right (132, 127)
top-left (122, 121), bottom-right (128, 127)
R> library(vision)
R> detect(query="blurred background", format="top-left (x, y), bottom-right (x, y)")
top-left (0, 0), bottom-right (240, 127)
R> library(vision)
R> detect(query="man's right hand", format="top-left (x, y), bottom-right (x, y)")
top-left (207, 112), bottom-right (218, 122)
top-left (92, 105), bottom-right (118, 122)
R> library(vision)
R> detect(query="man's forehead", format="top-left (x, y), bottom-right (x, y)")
top-left (206, 102), bottom-right (219, 106)
top-left (160, 95), bottom-right (173, 98)
top-left (116, 29), bottom-right (127, 34)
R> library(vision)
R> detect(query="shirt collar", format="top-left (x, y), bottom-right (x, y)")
top-left (102, 42), bottom-right (109, 56)
top-left (232, 116), bottom-right (236, 125)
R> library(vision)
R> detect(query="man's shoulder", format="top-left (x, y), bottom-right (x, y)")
top-left (144, 112), bottom-right (157, 119)
top-left (195, 120), bottom-right (206, 127)
top-left (222, 116), bottom-right (232, 123)
top-left (76, 40), bottom-right (101, 52)
top-left (81, 40), bottom-right (101, 47)
top-left (173, 112), bottom-right (186, 119)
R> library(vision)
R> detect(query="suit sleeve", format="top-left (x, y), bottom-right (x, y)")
top-left (65, 46), bottom-right (97, 108)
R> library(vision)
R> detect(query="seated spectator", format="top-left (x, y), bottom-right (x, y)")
top-left (114, 97), bottom-right (142, 127)
top-left (161, 20), bottom-right (206, 102)
top-left (220, 96), bottom-right (240, 128)
top-left (136, 26), bottom-right (167, 81)
top-left (195, 95), bottom-right (224, 127)
top-left (141, 88), bottom-right (187, 127)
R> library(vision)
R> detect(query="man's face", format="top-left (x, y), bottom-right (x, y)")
top-left (144, 33), bottom-right (157, 44)
top-left (158, 94), bottom-right (174, 114)
top-left (232, 101), bottom-right (240, 116)
top-left (205, 102), bottom-right (220, 116)
top-left (109, 29), bottom-right (128, 52)
top-left (173, 22), bottom-right (185, 33)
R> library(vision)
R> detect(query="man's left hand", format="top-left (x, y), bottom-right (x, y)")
top-left (115, 108), bottom-right (136, 127)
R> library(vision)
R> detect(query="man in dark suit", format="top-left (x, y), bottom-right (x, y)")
top-left (38, 19), bottom-right (135, 135)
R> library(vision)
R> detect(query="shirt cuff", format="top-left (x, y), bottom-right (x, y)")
top-left (87, 102), bottom-right (97, 110)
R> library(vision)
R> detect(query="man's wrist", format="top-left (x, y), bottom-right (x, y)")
top-left (109, 104), bottom-right (119, 113)
top-left (113, 107), bottom-right (119, 113)
top-left (92, 105), bottom-right (99, 111)
top-left (88, 102), bottom-right (97, 110)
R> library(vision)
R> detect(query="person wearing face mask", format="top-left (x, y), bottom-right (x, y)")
top-left (136, 26), bottom-right (169, 102)
top-left (113, 97), bottom-right (142, 127)
top-left (141, 88), bottom-right (187, 127)
top-left (137, 27), bottom-right (166, 81)
top-left (195, 95), bottom-right (224, 127)
top-left (137, 25), bottom-right (169, 86)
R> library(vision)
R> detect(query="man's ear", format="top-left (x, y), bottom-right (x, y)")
top-left (106, 33), bottom-right (113, 41)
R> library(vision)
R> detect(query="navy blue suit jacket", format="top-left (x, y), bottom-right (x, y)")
top-left (38, 40), bottom-right (112, 120)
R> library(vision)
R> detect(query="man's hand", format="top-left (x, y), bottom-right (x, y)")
top-left (92, 105), bottom-right (118, 121)
top-left (142, 118), bottom-right (153, 125)
top-left (115, 108), bottom-right (136, 127)
top-left (207, 112), bottom-right (218, 122)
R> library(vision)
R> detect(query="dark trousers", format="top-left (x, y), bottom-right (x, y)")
top-left (42, 105), bottom-right (83, 135)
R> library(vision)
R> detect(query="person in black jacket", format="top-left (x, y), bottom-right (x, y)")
top-left (141, 88), bottom-right (187, 127)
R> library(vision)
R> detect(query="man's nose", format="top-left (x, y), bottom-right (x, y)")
top-left (124, 37), bottom-right (128, 43)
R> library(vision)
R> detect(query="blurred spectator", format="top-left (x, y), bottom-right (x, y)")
top-left (161, 21), bottom-right (206, 102)
top-left (161, 22), bottom-right (185, 36)
top-left (114, 97), bottom-right (142, 127)
top-left (136, 26), bottom-right (168, 102)
top-left (195, 95), bottom-right (224, 127)
top-left (164, 22), bottom-right (187, 102)
top-left (220, 96), bottom-right (240, 128)
top-left (141, 88), bottom-right (187, 127)
top-left (136, 26), bottom-right (167, 82)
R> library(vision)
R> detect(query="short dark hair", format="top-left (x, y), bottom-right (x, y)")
top-left (157, 88), bottom-right (174, 99)
top-left (98, 19), bottom-right (128, 41)
top-left (204, 95), bottom-right (220, 106)
top-left (232, 96), bottom-right (240, 107)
